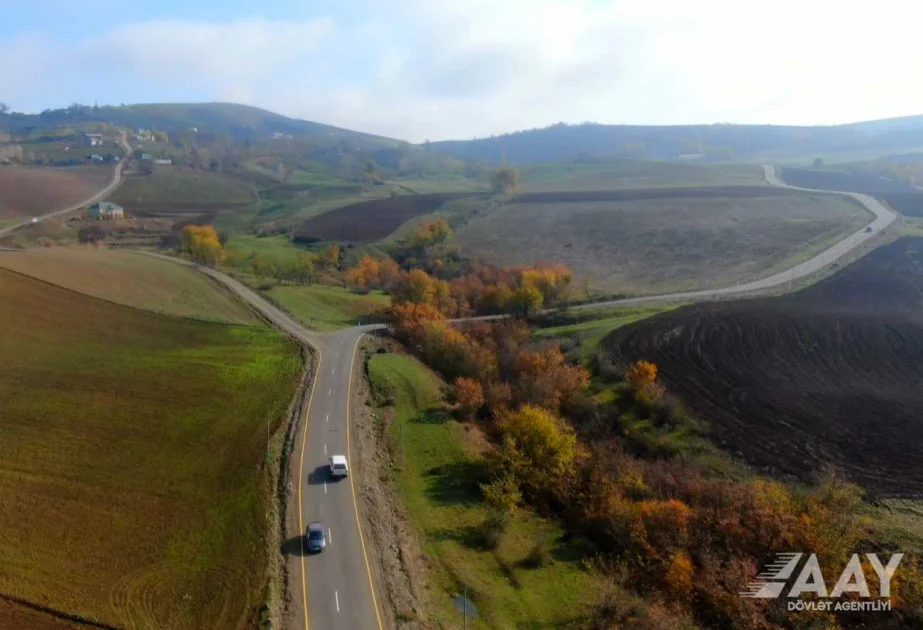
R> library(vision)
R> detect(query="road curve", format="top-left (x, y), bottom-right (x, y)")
top-left (137, 252), bottom-right (383, 630)
top-left (0, 132), bottom-right (134, 239)
top-left (557, 165), bottom-right (899, 310)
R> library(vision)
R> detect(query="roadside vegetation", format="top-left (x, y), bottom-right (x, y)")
top-left (0, 268), bottom-right (301, 628)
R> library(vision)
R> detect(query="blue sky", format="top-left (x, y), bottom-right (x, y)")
top-left (3, 0), bottom-right (923, 142)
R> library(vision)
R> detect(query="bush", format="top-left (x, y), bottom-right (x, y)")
top-left (481, 473), bottom-right (521, 514)
top-left (523, 538), bottom-right (552, 569)
top-left (480, 510), bottom-right (508, 550)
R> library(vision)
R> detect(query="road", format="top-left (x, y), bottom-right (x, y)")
top-left (136, 163), bottom-right (898, 629)
top-left (0, 131), bottom-right (133, 239)
top-left (137, 253), bottom-right (383, 630)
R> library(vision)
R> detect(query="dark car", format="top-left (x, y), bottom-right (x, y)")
top-left (306, 522), bottom-right (326, 552)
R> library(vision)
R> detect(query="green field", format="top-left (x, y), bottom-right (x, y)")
top-left (266, 284), bottom-right (390, 331)
top-left (0, 249), bottom-right (260, 324)
top-left (0, 268), bottom-right (301, 628)
top-left (535, 304), bottom-right (685, 360)
top-left (518, 159), bottom-right (765, 192)
top-left (368, 353), bottom-right (599, 629)
top-left (225, 233), bottom-right (311, 264)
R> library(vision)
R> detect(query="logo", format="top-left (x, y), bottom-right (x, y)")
top-left (741, 553), bottom-right (903, 612)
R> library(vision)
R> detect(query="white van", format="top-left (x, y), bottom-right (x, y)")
top-left (329, 455), bottom-right (349, 478)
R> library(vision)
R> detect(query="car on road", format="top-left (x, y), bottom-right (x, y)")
top-left (329, 454), bottom-right (349, 478)
top-left (865, 226), bottom-right (873, 233)
top-left (30, 217), bottom-right (37, 224)
top-left (306, 522), bottom-right (326, 552)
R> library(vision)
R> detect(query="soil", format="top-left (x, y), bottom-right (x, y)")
top-left (782, 168), bottom-right (923, 217)
top-left (604, 237), bottom-right (923, 497)
top-left (351, 334), bottom-right (432, 630)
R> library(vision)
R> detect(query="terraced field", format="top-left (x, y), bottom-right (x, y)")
top-left (0, 268), bottom-right (301, 628)
top-left (604, 237), bottom-right (923, 496)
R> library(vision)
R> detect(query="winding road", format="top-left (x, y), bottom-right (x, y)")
top-left (0, 131), bottom-right (133, 239)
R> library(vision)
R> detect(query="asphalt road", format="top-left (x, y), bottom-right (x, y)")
top-left (0, 132), bottom-right (133, 239)
top-left (138, 253), bottom-right (383, 630)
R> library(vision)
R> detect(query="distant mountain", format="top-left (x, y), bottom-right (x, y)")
top-left (0, 102), bottom-right (403, 150)
top-left (428, 117), bottom-right (923, 165)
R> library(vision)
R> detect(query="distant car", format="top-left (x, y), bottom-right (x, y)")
top-left (865, 226), bottom-right (873, 233)
top-left (306, 522), bottom-right (326, 552)
top-left (329, 454), bottom-right (349, 478)
top-left (30, 217), bottom-right (37, 224)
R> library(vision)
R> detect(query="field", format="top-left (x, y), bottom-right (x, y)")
top-left (294, 193), bottom-right (484, 244)
top-left (0, 268), bottom-right (301, 627)
top-left (604, 237), bottom-right (923, 496)
top-left (368, 353), bottom-right (599, 629)
top-left (782, 167), bottom-right (923, 216)
top-left (518, 159), bottom-right (765, 192)
top-left (0, 166), bottom-right (112, 219)
top-left (265, 283), bottom-right (389, 331)
top-left (452, 188), bottom-right (871, 295)
top-left (0, 249), bottom-right (260, 324)
top-left (110, 167), bottom-right (257, 215)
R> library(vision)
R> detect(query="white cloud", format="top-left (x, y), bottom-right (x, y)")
top-left (3, 0), bottom-right (923, 141)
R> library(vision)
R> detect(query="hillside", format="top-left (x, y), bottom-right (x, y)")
top-left (429, 116), bottom-right (923, 165)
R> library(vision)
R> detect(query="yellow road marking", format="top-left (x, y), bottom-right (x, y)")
top-left (298, 344), bottom-right (323, 630)
top-left (345, 334), bottom-right (385, 630)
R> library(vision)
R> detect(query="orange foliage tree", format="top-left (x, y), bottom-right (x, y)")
top-left (453, 377), bottom-right (485, 420)
top-left (345, 255), bottom-right (382, 291)
top-left (180, 225), bottom-right (224, 267)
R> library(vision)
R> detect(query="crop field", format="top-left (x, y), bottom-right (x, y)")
top-left (604, 237), bottom-right (923, 496)
top-left (0, 166), bottom-right (112, 219)
top-left (452, 188), bottom-right (870, 295)
top-left (110, 168), bottom-right (257, 215)
top-left (0, 249), bottom-right (260, 324)
top-left (781, 167), bottom-right (923, 216)
top-left (294, 192), bottom-right (484, 244)
top-left (0, 268), bottom-right (301, 628)
top-left (519, 159), bottom-right (765, 192)
top-left (266, 284), bottom-right (389, 331)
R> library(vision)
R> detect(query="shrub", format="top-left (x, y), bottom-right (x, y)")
top-left (481, 473), bottom-right (522, 514)
top-left (523, 538), bottom-right (552, 569)
top-left (481, 509), bottom-right (509, 550)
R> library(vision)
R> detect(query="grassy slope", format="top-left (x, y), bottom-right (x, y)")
top-left (0, 249), bottom-right (260, 325)
top-left (0, 268), bottom-right (301, 628)
top-left (452, 193), bottom-right (870, 295)
top-left (267, 284), bottom-right (389, 331)
top-left (110, 168), bottom-right (257, 209)
top-left (368, 353), bottom-right (598, 629)
top-left (518, 160), bottom-right (765, 192)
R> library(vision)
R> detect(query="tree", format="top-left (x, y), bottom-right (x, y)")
top-left (180, 225), bottom-right (224, 267)
top-left (626, 360), bottom-right (657, 390)
top-left (812, 157), bottom-right (824, 170)
top-left (509, 286), bottom-right (543, 315)
top-left (317, 243), bottom-right (340, 271)
top-left (294, 251), bottom-right (317, 285)
top-left (453, 377), bottom-right (485, 420)
top-left (345, 255), bottom-right (382, 290)
top-left (0, 102), bottom-right (9, 115)
top-left (393, 269), bottom-right (437, 305)
top-left (489, 167), bottom-right (519, 194)
top-left (497, 405), bottom-right (577, 495)
top-left (480, 473), bottom-right (522, 514)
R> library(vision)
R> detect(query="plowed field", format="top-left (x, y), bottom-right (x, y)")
top-left (0, 166), bottom-right (112, 219)
top-left (781, 168), bottom-right (923, 217)
top-left (604, 237), bottom-right (923, 496)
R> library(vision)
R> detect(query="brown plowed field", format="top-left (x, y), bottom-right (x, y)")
top-left (294, 192), bottom-right (483, 243)
top-left (604, 237), bottom-right (923, 496)
top-left (0, 166), bottom-right (112, 219)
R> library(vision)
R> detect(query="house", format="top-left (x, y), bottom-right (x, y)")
top-left (139, 153), bottom-right (153, 160)
top-left (83, 133), bottom-right (104, 147)
top-left (154, 158), bottom-right (172, 165)
top-left (87, 201), bottom-right (124, 220)
top-left (103, 153), bottom-right (120, 163)
top-left (87, 154), bottom-right (104, 162)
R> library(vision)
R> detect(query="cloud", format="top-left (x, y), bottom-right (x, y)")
top-left (3, 0), bottom-right (923, 141)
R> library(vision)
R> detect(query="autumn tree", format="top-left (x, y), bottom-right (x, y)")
top-left (294, 251), bottom-right (317, 285)
top-left (626, 360), bottom-right (658, 390)
top-left (496, 405), bottom-right (577, 496)
top-left (489, 167), bottom-right (519, 194)
top-left (379, 257), bottom-right (401, 290)
top-left (405, 219), bottom-right (453, 249)
top-left (317, 243), bottom-right (341, 271)
top-left (509, 286), bottom-right (543, 316)
top-left (180, 225), bottom-right (224, 267)
top-left (393, 269), bottom-right (437, 305)
top-left (345, 255), bottom-right (382, 291)
top-left (453, 377), bottom-right (485, 420)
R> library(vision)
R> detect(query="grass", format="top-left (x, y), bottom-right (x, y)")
top-left (518, 159), bottom-right (765, 192)
top-left (0, 248), bottom-right (261, 324)
top-left (224, 233), bottom-right (312, 264)
top-left (266, 283), bottom-right (390, 331)
top-left (0, 268), bottom-right (302, 628)
top-left (452, 191), bottom-right (871, 295)
top-left (535, 304), bottom-right (685, 361)
top-left (110, 167), bottom-right (257, 212)
top-left (368, 353), bottom-right (599, 629)
top-left (0, 165), bottom-right (113, 219)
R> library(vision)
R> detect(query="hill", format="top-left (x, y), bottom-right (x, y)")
top-left (429, 116), bottom-right (923, 165)
top-left (0, 267), bottom-right (300, 627)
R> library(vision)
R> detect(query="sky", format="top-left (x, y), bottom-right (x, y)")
top-left (2, 0), bottom-right (922, 142)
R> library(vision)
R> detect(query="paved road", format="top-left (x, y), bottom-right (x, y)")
top-left (0, 132), bottom-right (133, 239)
top-left (138, 253), bottom-right (383, 630)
